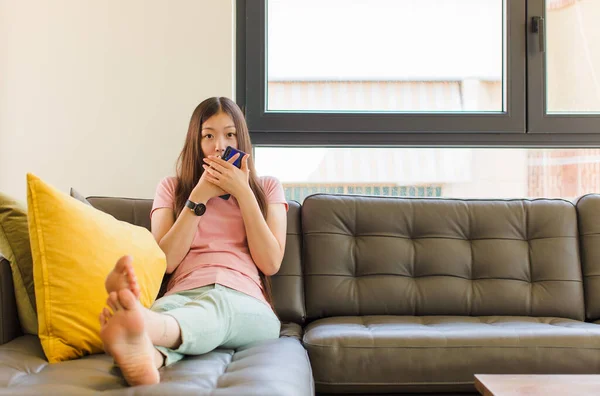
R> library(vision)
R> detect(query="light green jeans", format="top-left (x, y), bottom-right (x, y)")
top-left (151, 283), bottom-right (281, 366)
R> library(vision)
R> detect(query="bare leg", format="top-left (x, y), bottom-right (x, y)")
top-left (141, 307), bottom-right (183, 349)
top-left (99, 289), bottom-right (162, 386)
top-left (105, 255), bottom-right (141, 298)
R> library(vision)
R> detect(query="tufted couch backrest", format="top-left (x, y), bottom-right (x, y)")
top-left (574, 194), bottom-right (600, 322)
top-left (301, 194), bottom-right (585, 321)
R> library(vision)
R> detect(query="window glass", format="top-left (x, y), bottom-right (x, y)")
top-left (255, 147), bottom-right (600, 202)
top-left (546, 0), bottom-right (600, 113)
top-left (267, 0), bottom-right (506, 113)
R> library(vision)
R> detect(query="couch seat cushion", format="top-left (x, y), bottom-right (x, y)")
top-left (0, 333), bottom-right (313, 395)
top-left (304, 316), bottom-right (600, 394)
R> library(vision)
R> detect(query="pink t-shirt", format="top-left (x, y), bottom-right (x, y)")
top-left (150, 176), bottom-right (289, 305)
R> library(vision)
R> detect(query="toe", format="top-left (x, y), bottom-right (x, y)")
top-left (123, 255), bottom-right (133, 267)
top-left (127, 269), bottom-right (136, 281)
top-left (99, 307), bottom-right (112, 326)
top-left (124, 257), bottom-right (135, 273)
top-left (108, 291), bottom-right (123, 312)
top-left (115, 255), bottom-right (133, 273)
top-left (126, 269), bottom-right (139, 286)
top-left (129, 275), bottom-right (141, 297)
top-left (118, 289), bottom-right (137, 310)
top-left (114, 256), bottom-right (127, 272)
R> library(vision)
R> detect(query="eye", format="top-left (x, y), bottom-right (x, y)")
top-left (227, 133), bottom-right (236, 138)
top-left (203, 133), bottom-right (214, 139)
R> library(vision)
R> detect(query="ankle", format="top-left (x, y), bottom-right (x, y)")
top-left (141, 306), bottom-right (160, 326)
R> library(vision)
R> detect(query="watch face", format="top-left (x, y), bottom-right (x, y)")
top-left (194, 203), bottom-right (206, 216)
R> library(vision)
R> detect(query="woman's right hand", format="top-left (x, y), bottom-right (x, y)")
top-left (189, 168), bottom-right (227, 203)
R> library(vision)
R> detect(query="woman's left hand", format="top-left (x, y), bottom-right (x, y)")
top-left (202, 153), bottom-right (252, 198)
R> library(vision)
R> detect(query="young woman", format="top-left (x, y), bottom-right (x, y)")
top-left (100, 97), bottom-right (288, 386)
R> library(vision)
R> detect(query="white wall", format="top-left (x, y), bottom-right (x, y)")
top-left (0, 0), bottom-right (235, 203)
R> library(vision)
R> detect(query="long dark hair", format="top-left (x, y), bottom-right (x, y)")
top-left (173, 97), bottom-right (276, 311)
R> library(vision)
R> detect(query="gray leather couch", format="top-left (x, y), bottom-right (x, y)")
top-left (3, 192), bottom-right (600, 395)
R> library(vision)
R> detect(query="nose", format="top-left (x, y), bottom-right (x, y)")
top-left (214, 137), bottom-right (227, 156)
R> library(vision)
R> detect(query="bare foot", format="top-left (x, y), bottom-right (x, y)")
top-left (105, 255), bottom-right (141, 298)
top-left (100, 289), bottom-right (160, 386)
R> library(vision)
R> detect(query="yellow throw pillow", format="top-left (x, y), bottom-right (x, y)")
top-left (26, 174), bottom-right (166, 363)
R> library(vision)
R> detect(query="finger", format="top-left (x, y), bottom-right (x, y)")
top-left (207, 153), bottom-right (239, 166)
top-left (204, 154), bottom-right (227, 164)
top-left (241, 154), bottom-right (250, 171)
top-left (216, 154), bottom-right (239, 169)
top-left (202, 164), bottom-right (221, 177)
top-left (228, 153), bottom-right (241, 164)
top-left (203, 159), bottom-right (227, 174)
top-left (205, 174), bottom-right (221, 185)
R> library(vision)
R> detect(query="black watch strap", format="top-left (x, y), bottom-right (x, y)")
top-left (185, 199), bottom-right (206, 216)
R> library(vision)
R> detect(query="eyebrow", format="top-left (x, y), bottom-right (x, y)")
top-left (201, 125), bottom-right (236, 130)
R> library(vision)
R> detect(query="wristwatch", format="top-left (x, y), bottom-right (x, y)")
top-left (185, 199), bottom-right (206, 216)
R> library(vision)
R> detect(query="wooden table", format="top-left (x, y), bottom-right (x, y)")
top-left (475, 374), bottom-right (600, 395)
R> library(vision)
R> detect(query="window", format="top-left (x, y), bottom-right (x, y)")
top-left (238, 0), bottom-right (600, 145)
